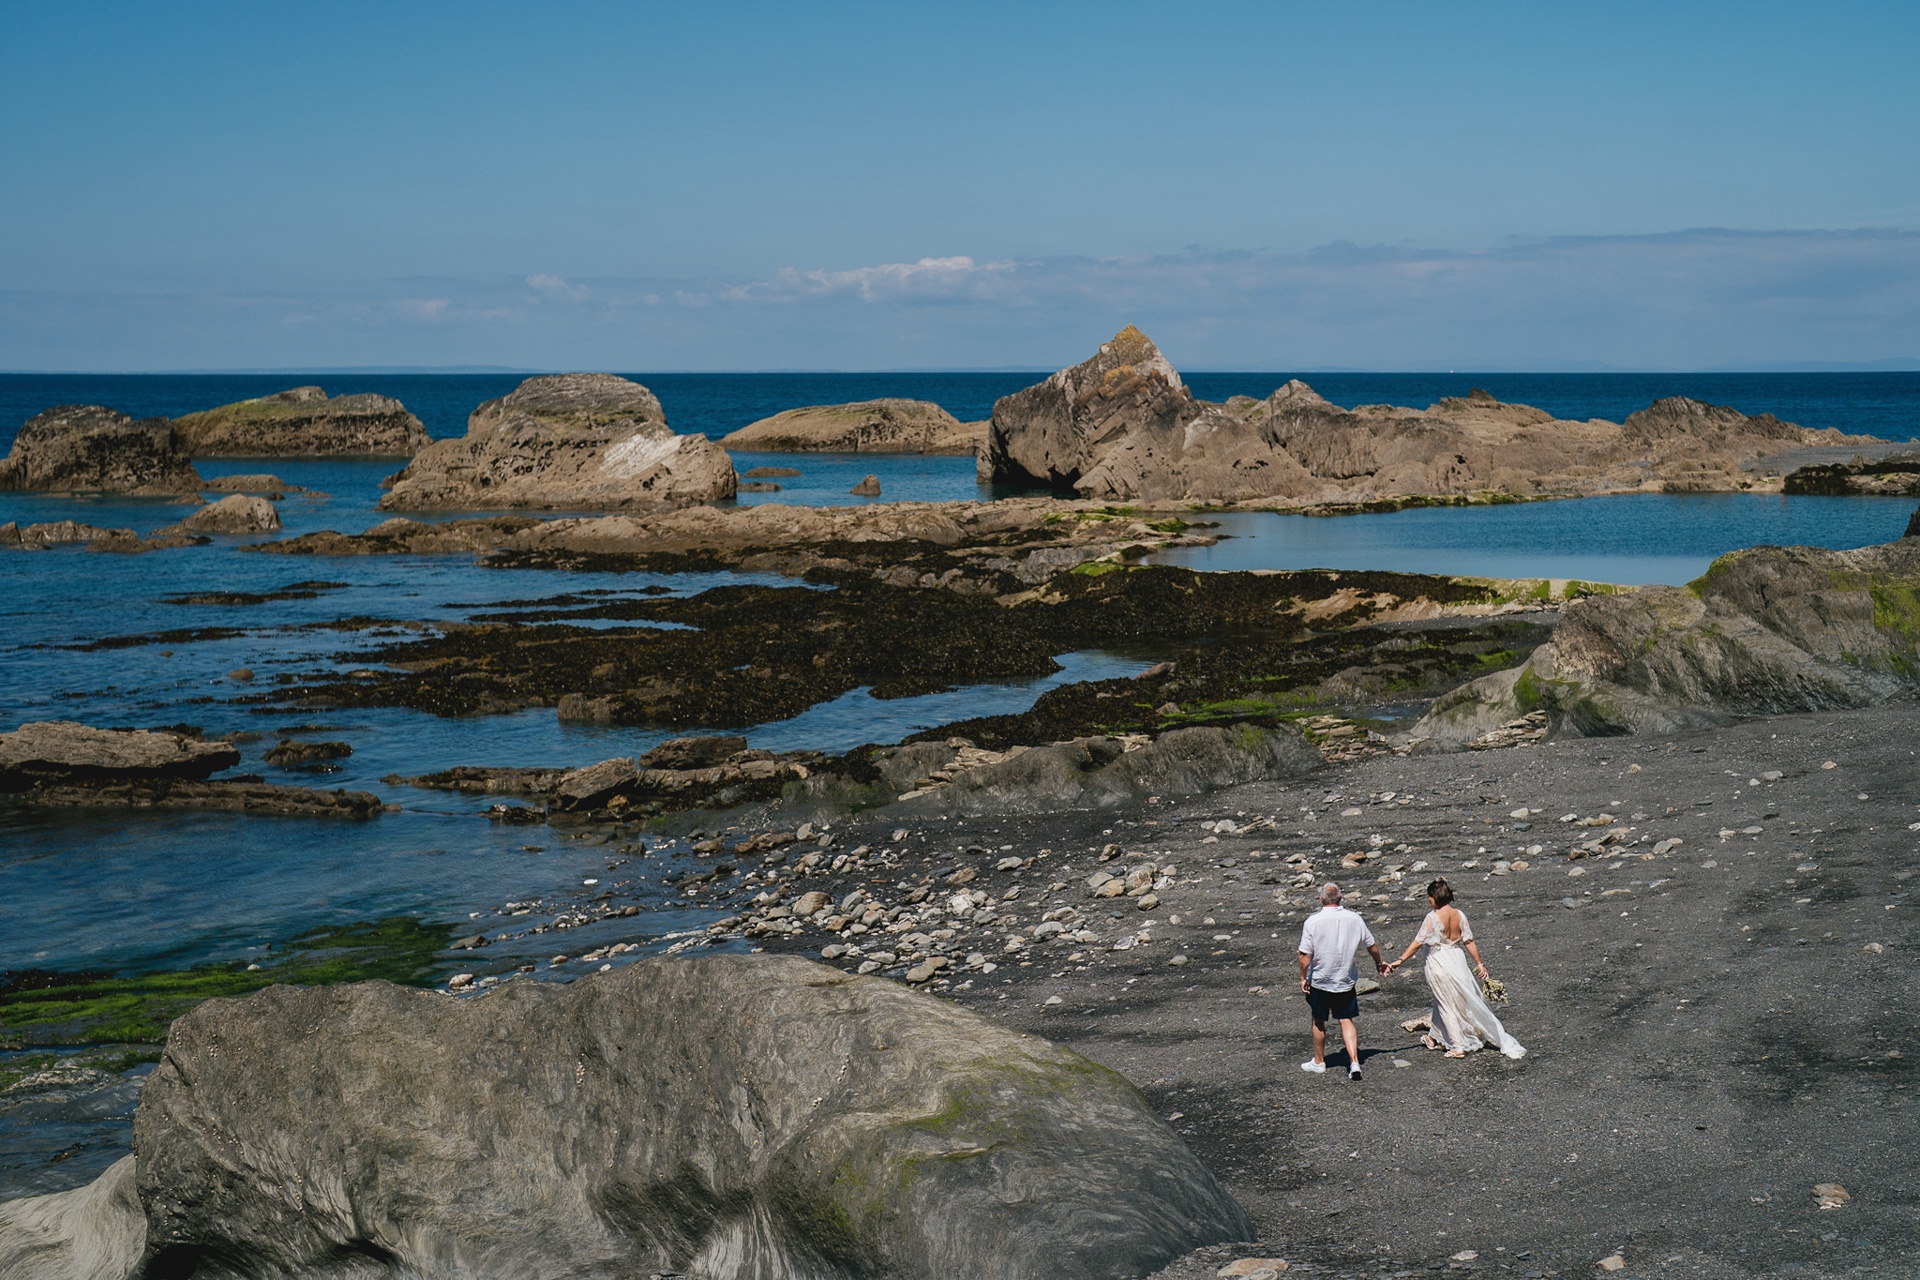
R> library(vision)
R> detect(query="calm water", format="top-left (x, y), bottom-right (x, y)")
top-left (2, 370), bottom-right (1917, 1197)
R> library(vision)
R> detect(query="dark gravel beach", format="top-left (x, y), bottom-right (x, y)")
top-left (740, 700), bottom-right (1920, 1280)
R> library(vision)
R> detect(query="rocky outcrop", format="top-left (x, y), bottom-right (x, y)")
top-left (982, 328), bottom-right (1882, 504)
top-left (885, 724), bottom-right (1321, 816)
top-left (170, 386), bottom-right (429, 457)
top-left (165, 493), bottom-right (280, 534)
top-left (545, 740), bottom-right (816, 816)
top-left (0, 406), bottom-right (202, 494)
top-left (849, 474), bottom-right (882, 497)
top-left (24, 955), bottom-right (1247, 1279)
top-left (200, 473), bottom-right (295, 493)
top-left (719, 399), bottom-right (985, 454)
top-left (7, 777), bottom-right (383, 818)
top-left (1782, 452), bottom-right (1920, 496)
top-left (1406, 540), bottom-right (1920, 747)
top-left (379, 373), bottom-right (736, 511)
top-left (0, 722), bottom-right (238, 790)
top-left (1909, 505), bottom-right (1920, 539)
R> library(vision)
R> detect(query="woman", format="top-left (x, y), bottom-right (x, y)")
top-left (1385, 878), bottom-right (1525, 1059)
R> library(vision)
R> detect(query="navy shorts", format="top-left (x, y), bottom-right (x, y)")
top-left (1307, 985), bottom-right (1359, 1022)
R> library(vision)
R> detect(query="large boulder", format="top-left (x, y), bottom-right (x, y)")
top-left (170, 387), bottom-right (430, 457)
top-left (982, 331), bottom-right (1881, 503)
top-left (20, 955), bottom-right (1249, 1279)
top-left (0, 406), bottom-right (202, 494)
top-left (1909, 504), bottom-right (1920, 539)
top-left (168, 493), bottom-right (281, 534)
top-left (720, 399), bottom-right (984, 455)
top-left (379, 373), bottom-right (737, 511)
top-left (1407, 539), bottom-right (1920, 747)
top-left (0, 721), bottom-right (239, 791)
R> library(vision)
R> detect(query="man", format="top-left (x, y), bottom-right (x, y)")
top-left (1297, 881), bottom-right (1387, 1080)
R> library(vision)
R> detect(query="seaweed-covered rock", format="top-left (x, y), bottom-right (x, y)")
top-left (0, 406), bottom-right (202, 494)
top-left (41, 955), bottom-right (1248, 1279)
top-left (0, 722), bottom-right (238, 790)
top-left (379, 373), bottom-right (736, 511)
top-left (720, 399), bottom-right (983, 454)
top-left (1407, 539), bottom-right (1920, 746)
top-left (171, 386), bottom-right (429, 457)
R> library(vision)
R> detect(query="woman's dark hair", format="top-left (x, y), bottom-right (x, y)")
top-left (1427, 878), bottom-right (1455, 906)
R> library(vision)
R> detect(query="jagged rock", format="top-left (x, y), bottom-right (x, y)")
top-left (23, 955), bottom-right (1246, 1279)
top-left (0, 406), bottom-right (202, 494)
top-left (984, 325), bottom-right (1199, 492)
top-left (378, 373), bottom-right (736, 511)
top-left (166, 493), bottom-right (281, 534)
top-left (0, 722), bottom-right (238, 790)
top-left (719, 399), bottom-right (984, 454)
top-left (1908, 504), bottom-right (1920, 539)
top-left (893, 724), bottom-right (1321, 816)
top-left (171, 387), bottom-right (429, 457)
top-left (639, 735), bottom-right (749, 769)
top-left (849, 474), bottom-right (882, 497)
top-left (548, 756), bottom-right (639, 813)
top-left (1409, 539), bottom-right (1920, 747)
top-left (983, 329), bottom-right (1881, 503)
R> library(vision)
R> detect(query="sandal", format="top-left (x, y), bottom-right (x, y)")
top-left (1445, 1049), bottom-right (1466, 1059)
top-left (1421, 1034), bottom-right (1443, 1052)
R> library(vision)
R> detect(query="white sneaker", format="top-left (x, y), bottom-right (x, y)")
top-left (1300, 1060), bottom-right (1327, 1073)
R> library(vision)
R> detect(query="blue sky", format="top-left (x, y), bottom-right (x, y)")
top-left (2, 1), bottom-right (1917, 370)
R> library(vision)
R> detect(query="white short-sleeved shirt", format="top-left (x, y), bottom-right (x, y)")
top-left (1298, 904), bottom-right (1376, 992)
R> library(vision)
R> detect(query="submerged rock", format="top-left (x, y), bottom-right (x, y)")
top-left (1409, 539), bottom-right (1920, 746)
top-left (0, 406), bottom-right (202, 495)
top-left (720, 399), bottom-right (984, 454)
top-left (16, 955), bottom-right (1248, 1279)
top-left (170, 386), bottom-right (430, 457)
top-left (0, 721), bottom-right (238, 789)
top-left (379, 373), bottom-right (736, 511)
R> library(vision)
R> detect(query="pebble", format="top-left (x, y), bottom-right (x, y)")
top-left (1217, 1261), bottom-right (1288, 1277)
top-left (1814, 1182), bottom-right (1851, 1209)
top-left (1597, 1256), bottom-right (1626, 1273)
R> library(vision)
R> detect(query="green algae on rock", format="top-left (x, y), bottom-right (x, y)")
top-left (170, 386), bottom-right (430, 458)
top-left (32, 955), bottom-right (1246, 1279)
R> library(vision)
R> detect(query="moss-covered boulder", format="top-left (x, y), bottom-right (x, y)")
top-left (170, 386), bottom-right (429, 457)
top-left (20, 955), bottom-right (1249, 1279)
top-left (1408, 539), bottom-right (1920, 746)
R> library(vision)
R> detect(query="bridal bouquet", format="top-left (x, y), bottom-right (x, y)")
top-left (1482, 976), bottom-right (1509, 1003)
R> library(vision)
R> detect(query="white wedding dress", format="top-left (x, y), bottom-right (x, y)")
top-left (1414, 910), bottom-right (1526, 1059)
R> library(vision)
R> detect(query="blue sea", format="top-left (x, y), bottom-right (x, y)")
top-left (1, 370), bottom-right (1916, 1196)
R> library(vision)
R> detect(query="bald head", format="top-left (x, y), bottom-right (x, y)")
top-left (1320, 882), bottom-right (1343, 905)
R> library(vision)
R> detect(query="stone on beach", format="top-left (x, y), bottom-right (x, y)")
top-left (849, 473), bottom-right (883, 496)
top-left (170, 386), bottom-right (430, 457)
top-left (378, 373), bottom-right (737, 511)
top-left (13, 955), bottom-right (1250, 1279)
top-left (0, 405), bottom-right (203, 495)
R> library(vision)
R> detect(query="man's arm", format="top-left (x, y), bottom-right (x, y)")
top-left (1368, 942), bottom-right (1387, 974)
top-left (1298, 950), bottom-right (1312, 993)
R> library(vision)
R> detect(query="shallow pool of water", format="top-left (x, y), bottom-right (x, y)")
top-left (1152, 492), bottom-right (1918, 585)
